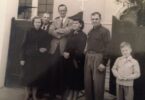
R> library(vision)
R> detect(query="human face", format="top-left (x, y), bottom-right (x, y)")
top-left (73, 21), bottom-right (82, 31)
top-left (121, 46), bottom-right (132, 57)
top-left (91, 14), bottom-right (101, 27)
top-left (58, 6), bottom-right (67, 18)
top-left (42, 13), bottom-right (50, 25)
top-left (33, 18), bottom-right (42, 30)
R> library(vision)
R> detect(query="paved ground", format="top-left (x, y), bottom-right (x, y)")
top-left (0, 65), bottom-right (115, 100)
top-left (0, 87), bottom-right (116, 100)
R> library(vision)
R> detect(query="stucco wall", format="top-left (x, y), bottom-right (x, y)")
top-left (0, 0), bottom-right (19, 87)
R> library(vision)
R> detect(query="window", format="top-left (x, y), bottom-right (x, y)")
top-left (18, 0), bottom-right (54, 19)
top-left (38, 0), bottom-right (54, 18)
top-left (18, 0), bottom-right (32, 19)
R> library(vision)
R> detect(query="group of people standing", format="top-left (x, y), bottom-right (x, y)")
top-left (20, 4), bottom-right (88, 100)
top-left (19, 3), bottom-right (141, 100)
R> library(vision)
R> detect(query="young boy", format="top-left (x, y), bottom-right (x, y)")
top-left (112, 41), bottom-right (141, 100)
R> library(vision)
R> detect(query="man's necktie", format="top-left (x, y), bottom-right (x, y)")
top-left (60, 18), bottom-right (63, 28)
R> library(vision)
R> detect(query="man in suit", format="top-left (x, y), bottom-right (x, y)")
top-left (36, 13), bottom-right (52, 100)
top-left (39, 13), bottom-right (52, 53)
top-left (49, 4), bottom-right (73, 55)
top-left (48, 4), bottom-right (73, 99)
top-left (41, 13), bottom-right (51, 31)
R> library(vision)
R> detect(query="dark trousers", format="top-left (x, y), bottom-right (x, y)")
top-left (84, 53), bottom-right (106, 100)
top-left (49, 46), bottom-right (65, 96)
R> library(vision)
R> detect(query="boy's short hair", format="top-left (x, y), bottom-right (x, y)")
top-left (120, 41), bottom-right (132, 49)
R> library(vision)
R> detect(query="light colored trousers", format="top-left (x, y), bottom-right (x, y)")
top-left (117, 84), bottom-right (134, 100)
top-left (84, 53), bottom-right (106, 100)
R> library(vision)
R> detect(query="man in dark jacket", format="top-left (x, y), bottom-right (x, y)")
top-left (84, 12), bottom-right (110, 100)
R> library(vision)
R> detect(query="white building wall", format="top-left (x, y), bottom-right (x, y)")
top-left (0, 0), bottom-right (19, 87)
top-left (53, 0), bottom-right (117, 33)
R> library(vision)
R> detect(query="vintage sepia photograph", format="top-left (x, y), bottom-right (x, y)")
top-left (0, 0), bottom-right (145, 100)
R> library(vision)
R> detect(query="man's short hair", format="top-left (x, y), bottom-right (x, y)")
top-left (91, 12), bottom-right (101, 19)
top-left (120, 41), bottom-right (132, 49)
top-left (58, 4), bottom-right (67, 11)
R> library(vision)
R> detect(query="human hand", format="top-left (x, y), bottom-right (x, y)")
top-left (121, 76), bottom-right (129, 81)
top-left (56, 35), bottom-right (61, 39)
top-left (53, 30), bottom-right (61, 39)
top-left (117, 75), bottom-right (128, 80)
top-left (39, 48), bottom-right (47, 53)
top-left (98, 64), bottom-right (106, 72)
top-left (20, 60), bottom-right (25, 66)
top-left (63, 52), bottom-right (70, 59)
top-left (56, 29), bottom-right (64, 34)
top-left (117, 75), bottom-right (122, 80)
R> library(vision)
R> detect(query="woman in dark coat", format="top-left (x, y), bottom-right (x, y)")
top-left (63, 19), bottom-right (87, 100)
top-left (20, 16), bottom-right (51, 100)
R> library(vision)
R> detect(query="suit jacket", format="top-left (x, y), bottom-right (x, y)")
top-left (41, 22), bottom-right (52, 31)
top-left (41, 22), bottom-right (52, 51)
top-left (49, 17), bottom-right (73, 55)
